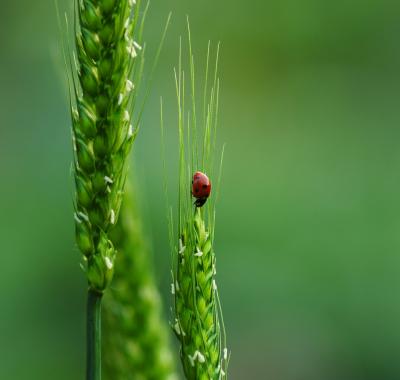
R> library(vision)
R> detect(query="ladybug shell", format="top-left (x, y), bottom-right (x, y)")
top-left (192, 171), bottom-right (211, 200)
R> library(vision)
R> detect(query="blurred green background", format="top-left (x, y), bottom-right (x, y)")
top-left (1, 0), bottom-right (400, 379)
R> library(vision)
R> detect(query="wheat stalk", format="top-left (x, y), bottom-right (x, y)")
top-left (166, 24), bottom-right (229, 380)
top-left (102, 182), bottom-right (178, 380)
top-left (66, 0), bottom-right (144, 378)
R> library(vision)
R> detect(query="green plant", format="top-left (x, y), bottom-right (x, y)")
top-left (102, 182), bottom-right (178, 380)
top-left (68, 0), bottom-right (144, 378)
top-left (165, 29), bottom-right (229, 380)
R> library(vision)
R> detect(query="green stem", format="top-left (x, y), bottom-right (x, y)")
top-left (87, 289), bottom-right (102, 380)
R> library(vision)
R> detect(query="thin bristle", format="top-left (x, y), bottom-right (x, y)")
top-left (135, 11), bottom-right (171, 127)
top-left (187, 17), bottom-right (199, 169)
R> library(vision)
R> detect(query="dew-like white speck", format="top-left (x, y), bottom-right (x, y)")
top-left (104, 176), bottom-right (113, 184)
top-left (124, 30), bottom-right (130, 42)
top-left (105, 257), bottom-right (113, 270)
top-left (173, 319), bottom-right (181, 335)
top-left (133, 41), bottom-right (142, 50)
top-left (77, 211), bottom-right (89, 222)
top-left (197, 351), bottom-right (205, 363)
top-left (194, 248), bottom-right (203, 257)
top-left (118, 93), bottom-right (123, 106)
top-left (128, 124), bottom-right (134, 138)
top-left (188, 354), bottom-right (194, 367)
top-left (179, 239), bottom-right (186, 255)
top-left (188, 351), bottom-right (206, 367)
top-left (126, 79), bottom-right (134, 92)
top-left (126, 43), bottom-right (137, 58)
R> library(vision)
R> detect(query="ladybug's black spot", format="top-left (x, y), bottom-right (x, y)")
top-left (195, 188), bottom-right (199, 193)
top-left (191, 180), bottom-right (193, 184)
top-left (202, 184), bottom-right (208, 189)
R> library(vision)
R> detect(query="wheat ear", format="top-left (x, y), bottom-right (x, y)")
top-left (167, 27), bottom-right (229, 379)
top-left (175, 208), bottom-right (227, 380)
top-left (72, 0), bottom-right (142, 292)
top-left (68, 0), bottom-right (143, 378)
top-left (102, 182), bottom-right (178, 380)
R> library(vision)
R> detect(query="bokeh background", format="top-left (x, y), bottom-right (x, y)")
top-left (1, 0), bottom-right (400, 379)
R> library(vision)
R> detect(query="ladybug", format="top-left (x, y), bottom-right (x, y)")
top-left (192, 171), bottom-right (211, 207)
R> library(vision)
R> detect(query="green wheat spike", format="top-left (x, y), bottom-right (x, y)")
top-left (167, 22), bottom-right (229, 380)
top-left (65, 1), bottom-right (145, 378)
top-left (72, 0), bottom-right (144, 293)
top-left (102, 182), bottom-right (178, 380)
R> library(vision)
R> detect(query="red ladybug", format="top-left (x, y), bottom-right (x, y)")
top-left (192, 171), bottom-right (211, 207)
